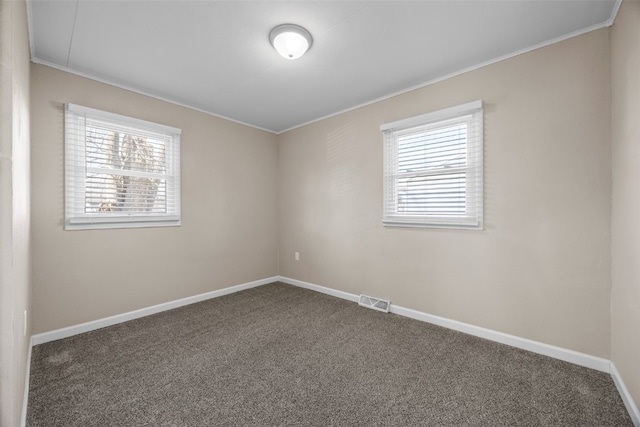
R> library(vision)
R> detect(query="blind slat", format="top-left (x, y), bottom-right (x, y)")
top-left (65, 103), bottom-right (181, 230)
top-left (382, 101), bottom-right (483, 229)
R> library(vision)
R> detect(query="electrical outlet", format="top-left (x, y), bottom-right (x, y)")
top-left (23, 310), bottom-right (27, 336)
top-left (295, 251), bottom-right (300, 261)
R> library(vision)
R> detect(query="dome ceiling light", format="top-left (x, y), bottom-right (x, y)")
top-left (269, 24), bottom-right (313, 60)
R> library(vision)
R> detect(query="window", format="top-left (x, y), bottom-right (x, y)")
top-left (65, 104), bottom-right (181, 230)
top-left (381, 100), bottom-right (483, 229)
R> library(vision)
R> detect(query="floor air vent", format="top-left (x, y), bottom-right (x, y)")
top-left (358, 294), bottom-right (390, 313)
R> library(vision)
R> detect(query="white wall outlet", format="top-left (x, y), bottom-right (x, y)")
top-left (295, 251), bottom-right (300, 261)
top-left (23, 310), bottom-right (27, 336)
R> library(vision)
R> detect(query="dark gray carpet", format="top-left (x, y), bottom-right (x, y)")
top-left (27, 282), bottom-right (632, 426)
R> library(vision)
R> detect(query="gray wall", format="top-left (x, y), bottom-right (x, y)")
top-left (31, 64), bottom-right (279, 334)
top-left (278, 29), bottom-right (612, 359)
top-left (0, 0), bottom-right (31, 425)
top-left (25, 4), bottom-right (640, 420)
top-left (611, 0), bottom-right (640, 410)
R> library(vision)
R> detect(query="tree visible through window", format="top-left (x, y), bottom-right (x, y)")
top-left (65, 104), bottom-right (181, 230)
top-left (85, 128), bottom-right (166, 213)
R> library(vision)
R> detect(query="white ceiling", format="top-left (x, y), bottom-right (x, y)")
top-left (28, 1), bottom-right (619, 134)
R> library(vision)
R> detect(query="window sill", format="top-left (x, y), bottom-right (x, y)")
top-left (65, 216), bottom-right (181, 231)
top-left (383, 219), bottom-right (483, 231)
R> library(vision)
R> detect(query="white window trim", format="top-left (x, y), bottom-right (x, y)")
top-left (64, 104), bottom-right (182, 230)
top-left (381, 100), bottom-right (483, 230)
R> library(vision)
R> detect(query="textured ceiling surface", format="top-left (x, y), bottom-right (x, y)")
top-left (28, 1), bottom-right (618, 133)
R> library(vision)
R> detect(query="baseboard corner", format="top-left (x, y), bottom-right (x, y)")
top-left (611, 362), bottom-right (640, 426)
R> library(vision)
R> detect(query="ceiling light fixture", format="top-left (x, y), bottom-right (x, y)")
top-left (269, 24), bottom-right (313, 60)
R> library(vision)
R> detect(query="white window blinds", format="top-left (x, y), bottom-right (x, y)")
top-left (65, 104), bottom-right (181, 230)
top-left (381, 101), bottom-right (483, 229)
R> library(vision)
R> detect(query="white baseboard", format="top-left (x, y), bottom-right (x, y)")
top-left (23, 276), bottom-right (280, 426)
top-left (278, 276), bottom-right (360, 303)
top-left (390, 304), bottom-right (611, 373)
top-left (31, 276), bottom-right (279, 345)
top-left (23, 275), bottom-right (638, 426)
top-left (286, 271), bottom-right (639, 420)
top-left (611, 363), bottom-right (640, 427)
top-left (20, 337), bottom-right (33, 427)
top-left (277, 276), bottom-right (610, 373)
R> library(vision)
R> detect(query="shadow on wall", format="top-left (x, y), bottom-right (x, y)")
top-left (327, 121), bottom-right (360, 201)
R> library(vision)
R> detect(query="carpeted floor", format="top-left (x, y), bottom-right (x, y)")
top-left (27, 282), bottom-right (632, 426)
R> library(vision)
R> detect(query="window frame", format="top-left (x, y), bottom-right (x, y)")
top-left (381, 100), bottom-right (483, 230)
top-left (64, 103), bottom-right (182, 230)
